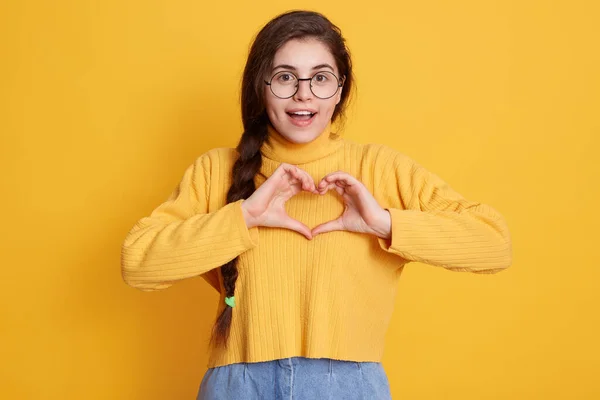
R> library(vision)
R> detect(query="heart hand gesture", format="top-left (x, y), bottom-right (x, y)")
top-left (311, 171), bottom-right (391, 239)
top-left (241, 163), bottom-right (318, 240)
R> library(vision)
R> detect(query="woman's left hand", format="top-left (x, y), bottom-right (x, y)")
top-left (311, 171), bottom-right (392, 239)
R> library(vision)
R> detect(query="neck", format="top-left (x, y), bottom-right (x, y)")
top-left (260, 122), bottom-right (343, 164)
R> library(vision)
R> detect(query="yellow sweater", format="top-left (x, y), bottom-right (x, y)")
top-left (121, 124), bottom-right (512, 368)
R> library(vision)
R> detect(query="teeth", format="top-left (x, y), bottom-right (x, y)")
top-left (291, 111), bottom-right (313, 115)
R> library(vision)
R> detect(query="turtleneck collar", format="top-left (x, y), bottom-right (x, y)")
top-left (260, 122), bottom-right (343, 164)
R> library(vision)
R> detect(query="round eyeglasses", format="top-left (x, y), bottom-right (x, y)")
top-left (264, 71), bottom-right (343, 99)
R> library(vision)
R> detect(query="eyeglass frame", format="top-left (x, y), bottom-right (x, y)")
top-left (264, 71), bottom-right (345, 99)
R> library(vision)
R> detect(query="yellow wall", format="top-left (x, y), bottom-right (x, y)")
top-left (2, 0), bottom-right (599, 398)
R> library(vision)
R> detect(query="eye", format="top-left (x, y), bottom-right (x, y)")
top-left (277, 73), bottom-right (295, 82)
top-left (314, 73), bottom-right (329, 83)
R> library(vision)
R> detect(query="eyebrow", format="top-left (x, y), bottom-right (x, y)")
top-left (272, 63), bottom-right (336, 73)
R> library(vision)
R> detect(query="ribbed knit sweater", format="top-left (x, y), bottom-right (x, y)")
top-left (121, 123), bottom-right (512, 368)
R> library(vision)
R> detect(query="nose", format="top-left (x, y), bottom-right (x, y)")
top-left (293, 79), bottom-right (313, 101)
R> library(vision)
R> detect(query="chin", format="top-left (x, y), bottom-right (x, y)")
top-left (291, 130), bottom-right (321, 143)
top-left (280, 120), bottom-right (327, 143)
top-left (284, 129), bottom-right (318, 143)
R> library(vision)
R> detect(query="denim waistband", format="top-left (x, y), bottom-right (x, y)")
top-left (197, 356), bottom-right (392, 400)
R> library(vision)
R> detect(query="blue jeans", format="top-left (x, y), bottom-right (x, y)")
top-left (197, 356), bottom-right (392, 399)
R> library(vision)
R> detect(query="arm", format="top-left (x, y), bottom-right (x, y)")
top-left (375, 151), bottom-right (512, 274)
top-left (120, 151), bottom-right (259, 291)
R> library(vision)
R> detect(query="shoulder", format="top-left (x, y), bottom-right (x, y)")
top-left (192, 147), bottom-right (239, 169)
top-left (339, 137), bottom-right (419, 171)
top-left (183, 147), bottom-right (239, 187)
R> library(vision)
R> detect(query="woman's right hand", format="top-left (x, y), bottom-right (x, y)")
top-left (241, 163), bottom-right (317, 240)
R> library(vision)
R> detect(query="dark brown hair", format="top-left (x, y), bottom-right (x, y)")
top-left (209, 10), bottom-right (355, 349)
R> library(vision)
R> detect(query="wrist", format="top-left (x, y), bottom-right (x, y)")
top-left (372, 209), bottom-right (392, 240)
top-left (241, 200), bottom-right (258, 229)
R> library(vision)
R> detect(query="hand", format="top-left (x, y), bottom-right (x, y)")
top-left (312, 171), bottom-right (392, 239)
top-left (241, 163), bottom-right (318, 240)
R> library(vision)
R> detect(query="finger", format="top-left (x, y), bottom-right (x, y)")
top-left (294, 168), bottom-right (316, 192)
top-left (282, 164), bottom-right (315, 192)
top-left (319, 172), bottom-right (356, 187)
top-left (301, 171), bottom-right (317, 193)
top-left (318, 176), bottom-right (351, 193)
top-left (280, 163), bottom-right (301, 181)
top-left (320, 174), bottom-right (363, 197)
top-left (281, 216), bottom-right (313, 240)
top-left (317, 174), bottom-right (350, 191)
top-left (317, 181), bottom-right (339, 195)
top-left (311, 218), bottom-right (344, 236)
top-left (281, 169), bottom-right (306, 193)
top-left (300, 172), bottom-right (316, 192)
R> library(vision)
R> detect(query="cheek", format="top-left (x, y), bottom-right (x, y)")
top-left (323, 98), bottom-right (338, 117)
top-left (264, 91), bottom-right (285, 116)
top-left (264, 88), bottom-right (274, 113)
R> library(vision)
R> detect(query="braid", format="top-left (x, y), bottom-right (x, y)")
top-left (208, 122), bottom-right (268, 349)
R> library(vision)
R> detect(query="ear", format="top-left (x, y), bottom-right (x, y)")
top-left (335, 76), bottom-right (345, 105)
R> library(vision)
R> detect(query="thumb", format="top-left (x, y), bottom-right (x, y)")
top-left (280, 216), bottom-right (313, 240)
top-left (311, 218), bottom-right (344, 237)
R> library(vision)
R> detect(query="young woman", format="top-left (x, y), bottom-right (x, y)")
top-left (121, 10), bottom-right (512, 400)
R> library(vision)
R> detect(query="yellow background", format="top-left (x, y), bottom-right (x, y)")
top-left (2, 0), bottom-right (599, 398)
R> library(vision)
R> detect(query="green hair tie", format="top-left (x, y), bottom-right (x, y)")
top-left (224, 296), bottom-right (236, 308)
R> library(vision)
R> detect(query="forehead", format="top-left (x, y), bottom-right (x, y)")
top-left (272, 38), bottom-right (337, 73)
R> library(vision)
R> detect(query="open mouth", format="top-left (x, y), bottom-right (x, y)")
top-left (286, 111), bottom-right (317, 121)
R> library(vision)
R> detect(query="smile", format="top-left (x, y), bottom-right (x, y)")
top-left (286, 110), bottom-right (317, 127)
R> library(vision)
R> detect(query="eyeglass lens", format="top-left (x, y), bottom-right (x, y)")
top-left (269, 71), bottom-right (340, 99)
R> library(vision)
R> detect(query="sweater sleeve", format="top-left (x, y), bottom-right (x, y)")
top-left (375, 150), bottom-right (512, 274)
top-left (121, 152), bottom-right (260, 291)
